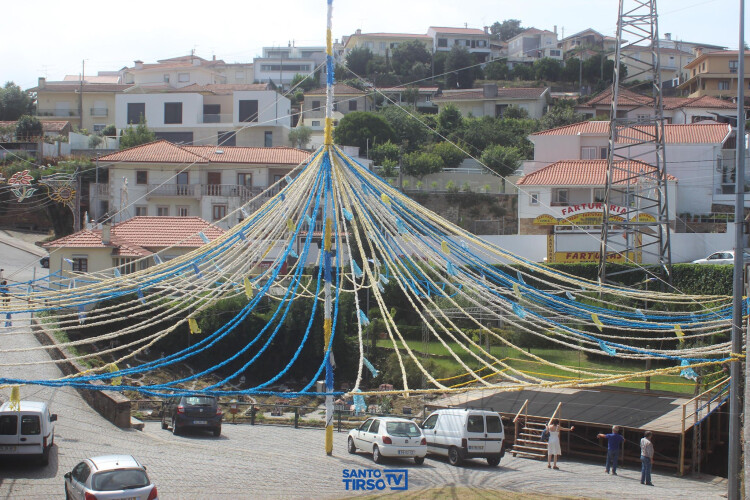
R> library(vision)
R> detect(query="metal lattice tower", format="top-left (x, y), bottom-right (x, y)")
top-left (598, 0), bottom-right (672, 285)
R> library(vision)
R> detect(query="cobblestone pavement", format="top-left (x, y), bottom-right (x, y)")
top-left (0, 244), bottom-right (729, 499)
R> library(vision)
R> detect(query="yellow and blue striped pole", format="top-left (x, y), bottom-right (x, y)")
top-left (324, 0), bottom-right (335, 456)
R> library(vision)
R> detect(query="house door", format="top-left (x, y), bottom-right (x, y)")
top-left (207, 172), bottom-right (221, 196)
top-left (176, 172), bottom-right (189, 196)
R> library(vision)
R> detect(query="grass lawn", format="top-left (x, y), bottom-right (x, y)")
top-left (376, 338), bottom-right (697, 395)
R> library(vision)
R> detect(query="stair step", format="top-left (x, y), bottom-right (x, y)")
top-left (519, 432), bottom-right (543, 439)
top-left (521, 428), bottom-right (543, 434)
top-left (511, 450), bottom-right (547, 460)
top-left (513, 443), bottom-right (548, 452)
top-left (525, 422), bottom-right (547, 428)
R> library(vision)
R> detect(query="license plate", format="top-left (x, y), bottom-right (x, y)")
top-left (398, 450), bottom-right (414, 455)
top-left (0, 445), bottom-right (16, 452)
top-left (469, 446), bottom-right (483, 451)
top-left (194, 420), bottom-right (207, 425)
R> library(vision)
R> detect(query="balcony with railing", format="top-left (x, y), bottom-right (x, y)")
top-left (200, 113), bottom-right (233, 124)
top-left (146, 184), bottom-right (199, 198)
top-left (90, 108), bottom-right (109, 117)
top-left (37, 108), bottom-right (80, 118)
top-left (202, 184), bottom-right (281, 201)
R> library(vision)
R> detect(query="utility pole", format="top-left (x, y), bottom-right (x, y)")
top-left (729, 3), bottom-right (745, 498)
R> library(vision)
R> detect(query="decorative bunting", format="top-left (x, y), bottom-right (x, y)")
top-left (598, 340), bottom-right (617, 356)
top-left (636, 309), bottom-right (647, 321)
top-left (198, 232), bottom-right (210, 244)
top-left (9, 386), bottom-right (20, 411)
top-left (192, 263), bottom-right (202, 277)
top-left (512, 302), bottom-right (526, 319)
top-left (289, 249), bottom-right (299, 259)
top-left (377, 282), bottom-right (385, 292)
top-left (460, 240), bottom-right (468, 251)
top-left (591, 313), bottom-right (604, 331)
top-left (513, 283), bottom-right (521, 299)
top-left (674, 324), bottom-right (685, 341)
top-left (381, 193), bottom-right (391, 206)
top-left (516, 271), bottom-right (525, 284)
top-left (238, 231), bottom-right (247, 241)
top-left (77, 305), bottom-right (86, 325)
top-left (441, 240), bottom-right (451, 254)
top-left (137, 289), bottom-right (146, 304)
top-left (4, 312), bottom-right (11, 327)
top-left (153, 255), bottom-right (163, 265)
top-left (188, 318), bottom-right (201, 334)
top-left (379, 275), bottom-right (389, 285)
top-left (689, 312), bottom-right (698, 323)
top-left (244, 277), bottom-right (254, 299)
top-left (113, 268), bottom-right (121, 278)
top-left (358, 309), bottom-right (370, 326)
top-left (284, 174), bottom-right (292, 184)
top-left (305, 214), bottom-right (313, 227)
top-left (240, 207), bottom-right (249, 218)
top-left (108, 363), bottom-right (122, 386)
top-left (679, 360), bottom-right (698, 380)
top-left (565, 291), bottom-right (576, 301)
top-left (363, 357), bottom-right (379, 377)
top-left (352, 260), bottom-right (363, 278)
top-left (287, 218), bottom-right (295, 232)
top-left (396, 219), bottom-right (407, 234)
top-left (446, 261), bottom-right (456, 276)
top-left (342, 208), bottom-right (353, 221)
top-left (280, 192), bottom-right (286, 201)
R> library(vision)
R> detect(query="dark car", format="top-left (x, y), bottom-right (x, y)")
top-left (161, 395), bottom-right (222, 437)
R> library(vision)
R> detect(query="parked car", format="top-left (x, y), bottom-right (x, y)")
top-left (64, 454), bottom-right (157, 500)
top-left (421, 408), bottom-right (505, 466)
top-left (0, 400), bottom-right (57, 465)
top-left (161, 395), bottom-right (222, 436)
top-left (348, 416), bottom-right (427, 464)
top-left (692, 250), bottom-right (750, 265)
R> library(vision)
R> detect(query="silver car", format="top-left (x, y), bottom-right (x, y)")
top-left (64, 454), bottom-right (157, 500)
top-left (691, 250), bottom-right (750, 265)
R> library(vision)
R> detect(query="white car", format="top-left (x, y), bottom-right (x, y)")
top-left (422, 408), bottom-right (505, 466)
top-left (64, 455), bottom-right (158, 500)
top-left (691, 250), bottom-right (750, 265)
top-left (348, 416), bottom-right (427, 464)
top-left (0, 400), bottom-right (57, 465)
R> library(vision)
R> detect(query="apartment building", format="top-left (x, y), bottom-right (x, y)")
top-left (506, 28), bottom-right (562, 62)
top-left (678, 50), bottom-right (750, 98)
top-left (427, 26), bottom-right (492, 62)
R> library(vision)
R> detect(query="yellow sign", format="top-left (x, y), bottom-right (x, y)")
top-left (533, 214), bottom-right (557, 225)
top-left (636, 213), bottom-right (657, 222)
top-left (553, 251), bottom-right (627, 263)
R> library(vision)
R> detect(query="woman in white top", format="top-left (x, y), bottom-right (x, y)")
top-left (547, 418), bottom-right (575, 469)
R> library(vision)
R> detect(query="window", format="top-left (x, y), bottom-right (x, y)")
top-left (437, 38), bottom-right (448, 48)
top-left (135, 206), bottom-right (147, 217)
top-left (495, 104), bottom-right (509, 118)
top-left (422, 414), bottom-right (438, 430)
top-left (237, 173), bottom-right (252, 187)
top-left (239, 100), bottom-right (259, 122)
top-left (136, 171), bottom-right (148, 185)
top-left (212, 204), bottom-right (227, 220)
top-left (163, 74), bottom-right (170, 83)
top-left (636, 114), bottom-right (651, 123)
top-left (594, 188), bottom-right (606, 202)
top-left (218, 131), bottom-right (236, 146)
top-left (72, 462), bottom-right (91, 484)
top-left (549, 49), bottom-right (561, 57)
top-left (164, 102), bottom-right (183, 124)
top-left (311, 120), bottom-right (321, 127)
top-left (600, 147), bottom-right (608, 159)
top-left (72, 257), bottom-right (88, 272)
top-left (529, 192), bottom-right (540, 205)
top-left (368, 419), bottom-right (380, 433)
top-left (553, 189), bottom-right (569, 205)
top-left (581, 146), bottom-right (597, 160)
top-left (203, 104), bottom-right (221, 123)
top-left (157, 206), bottom-right (169, 216)
top-left (127, 103), bottom-right (145, 124)
top-left (176, 172), bottom-right (189, 195)
top-left (311, 100), bottom-right (321, 110)
top-left (467, 415), bottom-right (485, 433)
top-left (0, 415), bottom-right (17, 435)
top-left (264, 131), bottom-right (273, 147)
top-left (177, 206), bottom-right (190, 217)
top-left (486, 415), bottom-right (502, 433)
top-left (92, 124), bottom-right (106, 133)
top-left (359, 419), bottom-right (373, 432)
top-left (348, 100), bottom-right (357, 111)
top-left (379, 42), bottom-right (386, 51)
top-left (719, 80), bottom-right (730, 90)
top-left (114, 257), bottom-right (137, 275)
top-left (178, 73), bottom-right (190, 82)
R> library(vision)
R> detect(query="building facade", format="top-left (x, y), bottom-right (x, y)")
top-left (433, 84), bottom-right (549, 119)
top-left (678, 50), bottom-right (750, 98)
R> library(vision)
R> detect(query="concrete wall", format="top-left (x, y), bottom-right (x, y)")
top-left (670, 231), bottom-right (736, 263)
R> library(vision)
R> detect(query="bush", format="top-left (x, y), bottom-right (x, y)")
top-left (427, 141), bottom-right (466, 168)
top-left (370, 140), bottom-right (400, 165)
top-left (401, 151), bottom-right (444, 178)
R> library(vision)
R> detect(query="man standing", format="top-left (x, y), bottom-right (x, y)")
top-left (640, 431), bottom-right (654, 485)
top-left (597, 425), bottom-right (625, 475)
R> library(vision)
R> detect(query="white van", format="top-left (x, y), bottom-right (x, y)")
top-left (421, 408), bottom-right (505, 466)
top-left (0, 401), bottom-right (57, 465)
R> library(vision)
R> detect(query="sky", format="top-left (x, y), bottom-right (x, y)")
top-left (1, 0), bottom-right (745, 89)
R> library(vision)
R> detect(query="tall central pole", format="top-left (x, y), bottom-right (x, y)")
top-left (323, 0), bottom-right (335, 457)
top-left (729, 1), bottom-right (745, 496)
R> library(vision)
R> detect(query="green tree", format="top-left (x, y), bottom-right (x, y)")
top-left (370, 140), bottom-right (400, 165)
top-left (378, 105), bottom-right (432, 152)
top-left (401, 87), bottom-right (420, 108)
top-left (391, 40), bottom-right (432, 80)
top-left (333, 112), bottom-right (396, 152)
top-left (533, 57), bottom-right (563, 81)
top-left (484, 60), bottom-right (510, 80)
top-left (432, 52), bottom-right (448, 77)
top-left (88, 134), bottom-right (103, 149)
top-left (511, 63), bottom-right (534, 81)
top-left (490, 19), bottom-right (524, 41)
top-left (503, 106), bottom-right (530, 119)
top-left (290, 72), bottom-right (319, 92)
top-left (540, 100), bottom-right (585, 130)
top-left (0, 82), bottom-right (34, 120)
top-left (101, 124), bottom-right (117, 137)
top-left (562, 58), bottom-right (582, 83)
top-left (401, 151), bottom-right (444, 178)
top-left (427, 141), bottom-right (466, 168)
top-left (288, 126), bottom-right (312, 149)
top-left (119, 118), bottom-right (156, 149)
top-left (480, 144), bottom-right (523, 189)
top-left (445, 46), bottom-right (475, 89)
top-left (346, 46), bottom-right (373, 76)
top-left (15, 115), bottom-right (43, 140)
top-left (437, 104), bottom-right (463, 138)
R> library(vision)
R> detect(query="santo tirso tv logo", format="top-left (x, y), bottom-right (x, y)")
top-left (342, 468), bottom-right (408, 491)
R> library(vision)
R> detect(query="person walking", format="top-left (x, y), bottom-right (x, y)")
top-left (640, 431), bottom-right (654, 486)
top-left (597, 425), bottom-right (625, 475)
top-left (546, 418), bottom-right (574, 470)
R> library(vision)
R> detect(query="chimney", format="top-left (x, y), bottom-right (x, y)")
top-left (665, 33), bottom-right (672, 40)
top-left (134, 60), bottom-right (144, 69)
top-left (483, 83), bottom-right (498, 98)
top-left (101, 223), bottom-right (111, 245)
top-left (484, 26), bottom-right (489, 34)
top-left (38, 77), bottom-right (46, 89)
top-left (355, 29), bottom-right (361, 35)
top-left (212, 55), bottom-right (216, 61)
top-left (554, 25), bottom-right (557, 36)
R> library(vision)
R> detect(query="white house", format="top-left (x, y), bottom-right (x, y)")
top-left (433, 84), bottom-right (550, 119)
top-left (253, 45), bottom-right (325, 90)
top-left (93, 140), bottom-right (311, 229)
top-left (506, 28), bottom-right (562, 62)
top-left (427, 27), bottom-right (492, 62)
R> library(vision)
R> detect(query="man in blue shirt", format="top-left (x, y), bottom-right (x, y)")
top-left (597, 425), bottom-right (625, 475)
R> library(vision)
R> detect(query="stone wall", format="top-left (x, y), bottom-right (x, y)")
top-left (31, 318), bottom-right (131, 428)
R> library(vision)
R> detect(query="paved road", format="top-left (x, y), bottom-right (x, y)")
top-left (0, 238), bottom-right (729, 499)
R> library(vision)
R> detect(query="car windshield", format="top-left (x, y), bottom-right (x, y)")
top-left (184, 396), bottom-right (215, 406)
top-left (91, 469), bottom-right (149, 491)
top-left (386, 421), bottom-right (421, 437)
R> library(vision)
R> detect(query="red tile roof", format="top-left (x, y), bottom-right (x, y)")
top-left (433, 87), bottom-right (547, 101)
top-left (44, 217), bottom-right (225, 251)
top-left (349, 32), bottom-right (431, 39)
top-left (685, 50), bottom-right (749, 69)
top-left (429, 26), bottom-right (488, 36)
top-left (518, 159), bottom-right (676, 186)
top-left (98, 140), bottom-right (311, 165)
top-left (0, 120), bottom-right (70, 132)
top-left (377, 86), bottom-right (439, 93)
top-left (532, 121), bottom-right (731, 143)
top-left (28, 83), bottom-right (133, 92)
top-left (305, 83), bottom-right (366, 96)
top-left (581, 87), bottom-right (737, 109)
top-left (513, 27), bottom-right (556, 37)
top-left (163, 83), bottom-right (271, 94)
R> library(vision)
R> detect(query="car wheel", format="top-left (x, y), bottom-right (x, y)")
top-left (213, 426), bottom-right (221, 437)
top-left (40, 447), bottom-right (50, 466)
top-left (161, 416), bottom-right (169, 430)
top-left (373, 445), bottom-right (383, 464)
top-left (171, 418), bottom-right (180, 435)
top-left (448, 446), bottom-right (462, 466)
top-left (348, 437), bottom-right (357, 454)
top-left (487, 456), bottom-right (500, 467)
top-left (414, 456), bottom-right (425, 465)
